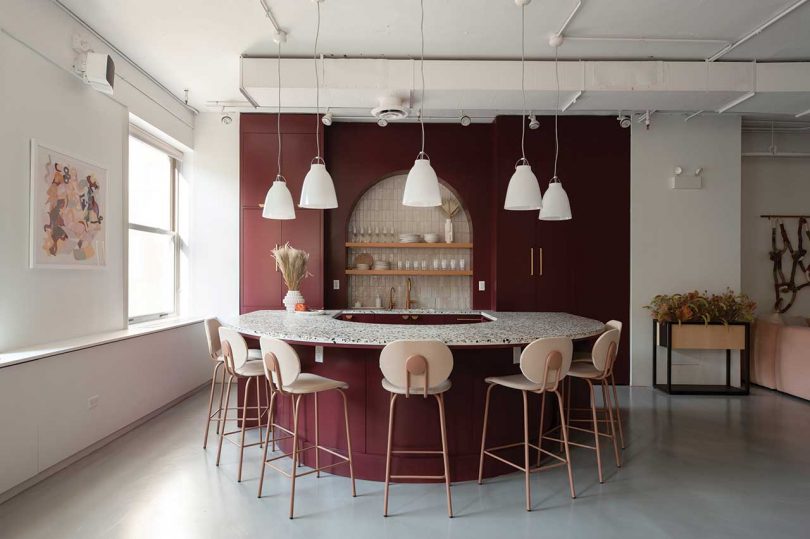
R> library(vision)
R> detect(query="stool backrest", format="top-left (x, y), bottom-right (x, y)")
top-left (218, 327), bottom-right (249, 373)
top-left (520, 337), bottom-right (573, 391)
top-left (592, 328), bottom-right (620, 373)
top-left (260, 337), bottom-right (301, 391)
top-left (204, 318), bottom-right (222, 360)
top-left (380, 340), bottom-right (453, 397)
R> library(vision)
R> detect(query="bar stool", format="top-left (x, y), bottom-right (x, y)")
top-left (478, 337), bottom-right (576, 511)
top-left (571, 320), bottom-right (625, 449)
top-left (257, 337), bottom-right (355, 519)
top-left (565, 328), bottom-right (622, 483)
top-left (215, 327), bottom-right (271, 481)
top-left (202, 319), bottom-right (262, 449)
top-left (379, 339), bottom-right (454, 518)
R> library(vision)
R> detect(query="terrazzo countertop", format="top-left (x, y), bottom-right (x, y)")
top-left (226, 310), bottom-right (604, 348)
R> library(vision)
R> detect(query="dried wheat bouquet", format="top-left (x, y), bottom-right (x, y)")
top-left (271, 243), bottom-right (311, 290)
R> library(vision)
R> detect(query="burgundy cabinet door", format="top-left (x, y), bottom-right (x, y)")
top-left (535, 220), bottom-right (573, 311)
top-left (241, 208), bottom-right (283, 311)
top-left (495, 209), bottom-right (538, 311)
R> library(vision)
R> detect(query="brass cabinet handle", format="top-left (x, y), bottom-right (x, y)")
top-left (410, 315), bottom-right (419, 320)
top-left (402, 315), bottom-right (409, 320)
top-left (538, 247), bottom-right (543, 276)
top-left (530, 247), bottom-right (534, 276)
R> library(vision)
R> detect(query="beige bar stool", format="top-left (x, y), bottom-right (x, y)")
top-left (257, 337), bottom-right (355, 520)
top-left (478, 337), bottom-right (576, 511)
top-left (215, 327), bottom-right (271, 481)
top-left (565, 328), bottom-right (622, 484)
top-left (571, 320), bottom-right (625, 449)
top-left (379, 339), bottom-right (454, 518)
top-left (202, 319), bottom-right (262, 449)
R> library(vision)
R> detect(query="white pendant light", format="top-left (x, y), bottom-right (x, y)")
top-left (505, 0), bottom-right (542, 211)
top-left (299, 0), bottom-right (338, 209)
top-left (403, 0), bottom-right (441, 208)
top-left (263, 35), bottom-right (296, 220)
top-left (539, 40), bottom-right (572, 221)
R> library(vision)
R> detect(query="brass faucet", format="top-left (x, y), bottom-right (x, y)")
top-left (405, 278), bottom-right (415, 309)
top-left (389, 287), bottom-right (396, 310)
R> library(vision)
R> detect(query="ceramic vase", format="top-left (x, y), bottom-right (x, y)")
top-left (444, 218), bottom-right (454, 243)
top-left (283, 290), bottom-right (305, 312)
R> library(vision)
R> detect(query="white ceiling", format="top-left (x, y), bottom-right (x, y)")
top-left (58, 0), bottom-right (810, 113)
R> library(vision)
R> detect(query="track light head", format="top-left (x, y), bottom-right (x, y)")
top-left (528, 114), bottom-right (540, 130)
top-left (321, 110), bottom-right (333, 126)
top-left (460, 115), bottom-right (472, 127)
top-left (377, 118), bottom-right (388, 127)
top-left (617, 114), bottom-right (631, 128)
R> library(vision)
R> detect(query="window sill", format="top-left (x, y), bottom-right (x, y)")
top-left (0, 316), bottom-right (204, 369)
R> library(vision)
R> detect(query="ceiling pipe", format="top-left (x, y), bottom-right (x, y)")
top-left (566, 36), bottom-right (730, 46)
top-left (684, 110), bottom-right (704, 122)
top-left (561, 90), bottom-right (582, 112)
top-left (707, 0), bottom-right (809, 62)
top-left (796, 107), bottom-right (810, 118)
top-left (258, 0), bottom-right (285, 36)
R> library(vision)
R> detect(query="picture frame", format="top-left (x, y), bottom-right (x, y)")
top-left (29, 139), bottom-right (108, 269)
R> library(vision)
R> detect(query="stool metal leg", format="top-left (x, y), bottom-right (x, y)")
top-left (436, 393), bottom-right (453, 518)
top-left (536, 390), bottom-right (547, 467)
top-left (237, 376), bottom-right (252, 482)
top-left (203, 361), bottom-right (222, 449)
top-left (477, 383), bottom-right (494, 484)
top-left (587, 380), bottom-right (604, 483)
top-left (338, 389), bottom-right (357, 497)
top-left (216, 374), bottom-right (233, 466)
top-left (610, 373), bottom-right (625, 449)
top-left (522, 390), bottom-right (531, 511)
top-left (602, 380), bottom-right (622, 468)
top-left (383, 393), bottom-right (397, 517)
top-left (215, 363), bottom-right (227, 435)
top-left (289, 394), bottom-right (303, 519)
top-left (555, 389), bottom-right (576, 499)
top-left (314, 392), bottom-right (320, 478)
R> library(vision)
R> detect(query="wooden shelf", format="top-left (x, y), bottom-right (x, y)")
top-left (345, 269), bottom-right (473, 276)
top-left (345, 242), bottom-right (473, 249)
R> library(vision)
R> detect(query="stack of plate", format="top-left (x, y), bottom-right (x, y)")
top-left (399, 233), bottom-right (422, 243)
top-left (372, 260), bottom-right (391, 270)
top-left (423, 233), bottom-right (440, 243)
top-left (355, 263), bottom-right (370, 270)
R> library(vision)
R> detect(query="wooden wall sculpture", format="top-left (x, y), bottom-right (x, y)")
top-left (766, 215), bottom-right (810, 312)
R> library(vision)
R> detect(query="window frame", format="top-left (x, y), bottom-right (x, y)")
top-left (127, 131), bottom-right (181, 325)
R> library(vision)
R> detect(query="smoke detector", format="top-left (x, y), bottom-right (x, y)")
top-left (371, 96), bottom-right (408, 122)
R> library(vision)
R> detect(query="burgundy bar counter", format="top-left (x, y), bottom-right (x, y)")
top-left (229, 310), bottom-right (603, 482)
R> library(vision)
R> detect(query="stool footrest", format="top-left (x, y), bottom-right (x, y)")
top-left (390, 474), bottom-right (448, 480)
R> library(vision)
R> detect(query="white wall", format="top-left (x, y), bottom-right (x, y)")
top-left (741, 131), bottom-right (810, 316)
top-left (0, 324), bottom-right (210, 496)
top-left (0, 30), bottom-right (128, 351)
top-left (630, 115), bottom-right (742, 386)
top-left (189, 112), bottom-right (241, 319)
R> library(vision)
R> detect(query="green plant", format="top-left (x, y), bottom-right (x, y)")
top-left (644, 289), bottom-right (756, 324)
top-left (271, 243), bottom-right (310, 291)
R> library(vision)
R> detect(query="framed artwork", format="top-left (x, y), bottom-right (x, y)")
top-left (30, 140), bottom-right (107, 269)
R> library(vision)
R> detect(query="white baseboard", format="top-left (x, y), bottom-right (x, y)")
top-left (0, 382), bottom-right (208, 505)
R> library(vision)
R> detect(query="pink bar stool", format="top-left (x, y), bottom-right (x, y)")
top-left (215, 327), bottom-right (271, 481)
top-left (257, 337), bottom-right (356, 520)
top-left (379, 339), bottom-right (454, 518)
top-left (564, 328), bottom-right (622, 483)
top-left (571, 320), bottom-right (625, 449)
top-left (202, 319), bottom-right (262, 449)
top-left (478, 337), bottom-right (576, 511)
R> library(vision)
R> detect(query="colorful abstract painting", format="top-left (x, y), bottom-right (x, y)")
top-left (30, 140), bottom-right (107, 268)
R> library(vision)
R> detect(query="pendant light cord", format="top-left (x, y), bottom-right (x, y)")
top-left (314, 1), bottom-right (321, 160)
top-left (553, 45), bottom-right (559, 179)
top-left (520, 4), bottom-right (526, 161)
top-left (277, 40), bottom-right (283, 180)
top-left (419, 0), bottom-right (426, 156)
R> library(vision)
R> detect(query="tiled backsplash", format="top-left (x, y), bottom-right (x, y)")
top-left (347, 174), bottom-right (472, 310)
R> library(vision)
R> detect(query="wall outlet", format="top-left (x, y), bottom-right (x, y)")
top-left (512, 346), bottom-right (522, 364)
top-left (315, 346), bottom-right (324, 363)
top-left (478, 281), bottom-right (486, 291)
top-left (88, 395), bottom-right (99, 409)
top-left (333, 280), bottom-right (340, 290)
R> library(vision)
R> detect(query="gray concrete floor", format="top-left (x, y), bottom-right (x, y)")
top-left (1, 386), bottom-right (809, 539)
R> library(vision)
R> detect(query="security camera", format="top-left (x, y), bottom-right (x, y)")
top-left (221, 113), bottom-right (233, 125)
top-left (528, 114), bottom-right (540, 130)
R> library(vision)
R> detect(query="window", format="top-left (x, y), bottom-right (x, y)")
top-left (127, 130), bottom-right (181, 323)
